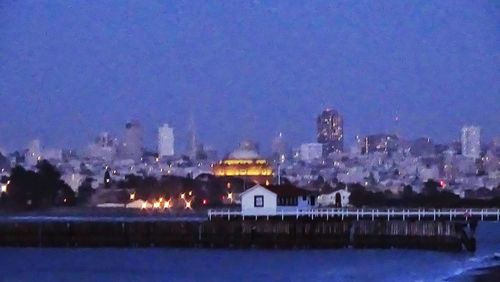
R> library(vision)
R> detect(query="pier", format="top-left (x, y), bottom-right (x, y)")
top-left (208, 208), bottom-right (500, 221)
top-left (0, 208), bottom-right (494, 251)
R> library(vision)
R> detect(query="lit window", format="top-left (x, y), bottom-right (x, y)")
top-left (254, 195), bottom-right (264, 207)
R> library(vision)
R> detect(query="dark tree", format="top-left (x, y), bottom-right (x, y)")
top-left (77, 177), bottom-right (95, 205)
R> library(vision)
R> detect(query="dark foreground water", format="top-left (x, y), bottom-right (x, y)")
top-left (0, 223), bottom-right (498, 282)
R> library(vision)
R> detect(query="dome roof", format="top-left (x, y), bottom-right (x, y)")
top-left (228, 149), bottom-right (260, 160)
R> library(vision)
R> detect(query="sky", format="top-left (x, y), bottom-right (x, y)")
top-left (0, 0), bottom-right (498, 154)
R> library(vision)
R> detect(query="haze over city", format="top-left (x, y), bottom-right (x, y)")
top-left (0, 1), bottom-right (498, 153)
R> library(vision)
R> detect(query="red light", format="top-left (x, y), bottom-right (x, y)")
top-left (439, 180), bottom-right (446, 188)
top-left (202, 199), bottom-right (208, 205)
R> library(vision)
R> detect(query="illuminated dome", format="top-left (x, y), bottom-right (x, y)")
top-left (229, 149), bottom-right (260, 160)
top-left (213, 140), bottom-right (272, 185)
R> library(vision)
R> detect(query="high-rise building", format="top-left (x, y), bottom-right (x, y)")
top-left (317, 108), bottom-right (344, 155)
top-left (120, 120), bottom-right (143, 161)
top-left (272, 132), bottom-right (288, 155)
top-left (186, 112), bottom-right (197, 158)
top-left (87, 132), bottom-right (118, 161)
top-left (25, 139), bottom-right (42, 167)
top-left (158, 124), bottom-right (174, 158)
top-left (461, 126), bottom-right (481, 159)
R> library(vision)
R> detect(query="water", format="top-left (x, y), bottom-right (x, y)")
top-left (0, 223), bottom-right (498, 282)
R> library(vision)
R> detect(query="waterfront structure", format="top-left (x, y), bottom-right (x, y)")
top-left (461, 126), bottom-right (481, 159)
top-left (213, 141), bottom-right (272, 185)
top-left (120, 120), bottom-right (143, 161)
top-left (317, 189), bottom-right (351, 207)
top-left (358, 134), bottom-right (399, 154)
top-left (240, 184), bottom-right (315, 216)
top-left (158, 124), bottom-right (174, 158)
top-left (299, 143), bottom-right (323, 162)
top-left (317, 108), bottom-right (344, 155)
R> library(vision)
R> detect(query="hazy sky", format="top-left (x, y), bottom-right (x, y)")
top-left (0, 0), bottom-right (498, 154)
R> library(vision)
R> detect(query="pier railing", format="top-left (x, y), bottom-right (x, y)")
top-left (207, 208), bottom-right (500, 221)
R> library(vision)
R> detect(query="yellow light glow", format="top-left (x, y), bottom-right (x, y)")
top-left (153, 202), bottom-right (161, 209)
top-left (180, 193), bottom-right (185, 199)
top-left (164, 200), bottom-right (171, 209)
top-left (188, 191), bottom-right (192, 196)
top-left (184, 200), bottom-right (192, 209)
top-left (1, 184), bottom-right (7, 193)
top-left (130, 193), bottom-right (136, 200)
top-left (141, 202), bottom-right (148, 209)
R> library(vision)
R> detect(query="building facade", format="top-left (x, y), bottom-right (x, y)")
top-left (461, 126), bottom-right (481, 159)
top-left (120, 120), bottom-right (143, 161)
top-left (87, 132), bottom-right (118, 161)
top-left (299, 143), bottom-right (323, 162)
top-left (158, 123), bottom-right (174, 158)
top-left (358, 134), bottom-right (399, 154)
top-left (317, 108), bottom-right (344, 155)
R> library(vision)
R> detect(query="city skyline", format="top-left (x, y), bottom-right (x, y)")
top-left (0, 1), bottom-right (498, 153)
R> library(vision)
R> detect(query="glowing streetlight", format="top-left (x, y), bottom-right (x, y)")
top-left (180, 193), bottom-right (185, 199)
top-left (184, 200), bottom-right (192, 210)
top-left (130, 193), bottom-right (136, 200)
top-left (164, 199), bottom-right (171, 209)
top-left (188, 191), bottom-right (192, 196)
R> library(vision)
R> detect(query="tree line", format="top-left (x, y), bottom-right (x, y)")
top-left (1, 160), bottom-right (75, 210)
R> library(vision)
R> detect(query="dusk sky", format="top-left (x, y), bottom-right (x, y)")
top-left (0, 0), bottom-right (498, 154)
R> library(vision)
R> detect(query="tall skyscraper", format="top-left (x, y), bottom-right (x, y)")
top-left (317, 108), bottom-right (344, 155)
top-left (186, 112), bottom-right (197, 158)
top-left (461, 126), bottom-right (481, 159)
top-left (272, 132), bottom-right (288, 155)
top-left (120, 120), bottom-right (143, 161)
top-left (158, 123), bottom-right (174, 158)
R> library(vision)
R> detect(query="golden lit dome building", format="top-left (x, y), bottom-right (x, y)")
top-left (213, 142), bottom-right (273, 185)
